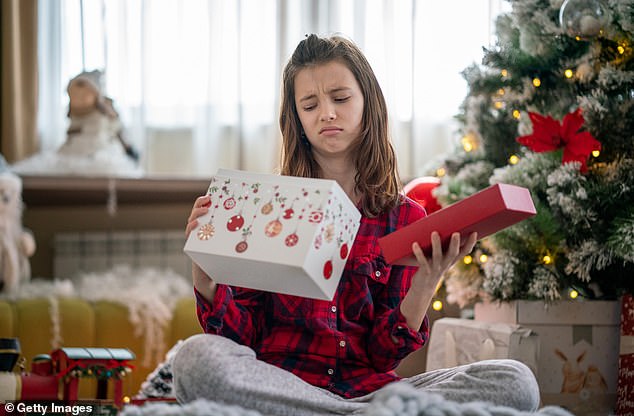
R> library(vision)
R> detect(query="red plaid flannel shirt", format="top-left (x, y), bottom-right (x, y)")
top-left (195, 197), bottom-right (428, 398)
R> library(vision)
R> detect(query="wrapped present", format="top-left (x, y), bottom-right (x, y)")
top-left (616, 293), bottom-right (634, 415)
top-left (378, 183), bottom-right (536, 266)
top-left (184, 169), bottom-right (361, 301)
top-left (426, 317), bottom-right (539, 374)
top-left (475, 300), bottom-right (620, 415)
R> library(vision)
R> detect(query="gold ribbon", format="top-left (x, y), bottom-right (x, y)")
top-left (620, 335), bottom-right (634, 356)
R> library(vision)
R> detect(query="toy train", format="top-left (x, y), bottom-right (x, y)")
top-left (0, 338), bottom-right (134, 411)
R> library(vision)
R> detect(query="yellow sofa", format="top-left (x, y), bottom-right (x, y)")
top-left (0, 296), bottom-right (201, 399)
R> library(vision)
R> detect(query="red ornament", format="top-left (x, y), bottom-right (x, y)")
top-left (224, 197), bottom-right (236, 210)
top-left (285, 233), bottom-right (299, 247)
top-left (516, 108), bottom-right (601, 173)
top-left (403, 177), bottom-right (442, 214)
top-left (309, 211), bottom-right (323, 223)
top-left (323, 260), bottom-right (333, 279)
top-left (235, 241), bottom-right (248, 253)
top-left (340, 243), bottom-right (349, 259)
top-left (283, 208), bottom-right (295, 219)
top-left (227, 215), bottom-right (244, 231)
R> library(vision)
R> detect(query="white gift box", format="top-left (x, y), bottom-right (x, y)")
top-left (426, 317), bottom-right (539, 375)
top-left (183, 169), bottom-right (361, 300)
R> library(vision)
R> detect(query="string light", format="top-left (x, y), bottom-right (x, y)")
top-left (493, 101), bottom-right (504, 109)
top-left (564, 69), bottom-right (574, 78)
top-left (501, 69), bottom-right (508, 77)
top-left (436, 167), bottom-right (446, 177)
top-left (512, 110), bottom-right (521, 119)
top-left (532, 77), bottom-right (541, 87)
top-left (617, 45), bottom-right (625, 54)
top-left (542, 255), bottom-right (552, 265)
top-left (463, 255), bottom-right (473, 265)
top-left (432, 300), bottom-right (443, 311)
top-left (592, 150), bottom-right (600, 157)
top-left (497, 88), bottom-right (505, 96)
top-left (123, 396), bottom-right (131, 404)
top-left (569, 289), bottom-right (579, 299)
top-left (461, 134), bottom-right (477, 152)
top-left (509, 155), bottom-right (520, 165)
top-left (479, 254), bottom-right (488, 263)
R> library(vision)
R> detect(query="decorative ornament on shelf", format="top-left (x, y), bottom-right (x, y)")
top-left (559, 0), bottom-right (609, 40)
top-left (516, 108), bottom-right (601, 173)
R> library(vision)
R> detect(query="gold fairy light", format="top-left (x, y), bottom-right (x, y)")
top-left (497, 88), bottom-right (505, 96)
top-left (618, 45), bottom-right (625, 54)
top-left (463, 255), bottom-right (473, 265)
top-left (461, 133), bottom-right (477, 152)
top-left (569, 289), bottom-right (579, 299)
top-left (501, 69), bottom-right (508, 77)
top-left (512, 110), bottom-right (521, 119)
top-left (432, 300), bottom-right (443, 311)
top-left (509, 155), bottom-right (519, 165)
top-left (532, 77), bottom-right (541, 87)
top-left (436, 167), bottom-right (446, 177)
top-left (542, 255), bottom-right (552, 264)
top-left (592, 150), bottom-right (600, 157)
top-left (564, 69), bottom-right (574, 78)
top-left (479, 254), bottom-right (488, 263)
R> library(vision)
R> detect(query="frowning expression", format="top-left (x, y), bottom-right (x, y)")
top-left (294, 60), bottom-right (364, 160)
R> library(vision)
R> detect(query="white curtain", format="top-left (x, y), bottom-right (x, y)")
top-left (37, 0), bottom-right (509, 178)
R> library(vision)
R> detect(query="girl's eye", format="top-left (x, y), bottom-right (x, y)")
top-left (334, 96), bottom-right (350, 103)
top-left (303, 104), bottom-right (316, 111)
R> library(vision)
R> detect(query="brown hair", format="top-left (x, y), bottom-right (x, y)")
top-left (279, 34), bottom-right (402, 217)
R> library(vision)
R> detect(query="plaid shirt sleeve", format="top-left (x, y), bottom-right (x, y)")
top-left (195, 284), bottom-right (265, 346)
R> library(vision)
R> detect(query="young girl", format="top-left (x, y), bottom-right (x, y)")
top-left (174, 34), bottom-right (539, 415)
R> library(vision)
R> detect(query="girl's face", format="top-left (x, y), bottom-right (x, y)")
top-left (294, 61), bottom-right (364, 161)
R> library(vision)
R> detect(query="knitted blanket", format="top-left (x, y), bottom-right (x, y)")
top-left (122, 382), bottom-right (574, 416)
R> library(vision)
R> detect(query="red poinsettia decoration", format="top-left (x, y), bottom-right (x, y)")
top-left (516, 108), bottom-right (601, 173)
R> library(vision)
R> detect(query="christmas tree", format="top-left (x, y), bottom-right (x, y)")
top-left (431, 0), bottom-right (634, 305)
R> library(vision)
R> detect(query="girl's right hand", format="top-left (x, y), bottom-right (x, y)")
top-left (187, 194), bottom-right (217, 302)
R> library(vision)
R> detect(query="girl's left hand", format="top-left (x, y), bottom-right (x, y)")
top-left (410, 231), bottom-right (478, 293)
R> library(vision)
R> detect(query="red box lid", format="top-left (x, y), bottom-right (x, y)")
top-left (378, 183), bottom-right (536, 265)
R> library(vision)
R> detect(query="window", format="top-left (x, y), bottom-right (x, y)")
top-left (38, 0), bottom-right (509, 178)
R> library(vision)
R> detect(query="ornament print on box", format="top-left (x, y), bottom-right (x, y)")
top-left (184, 169), bottom-right (363, 300)
top-left (196, 174), bottom-right (356, 276)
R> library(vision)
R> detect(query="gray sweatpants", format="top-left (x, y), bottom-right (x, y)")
top-left (172, 334), bottom-right (540, 416)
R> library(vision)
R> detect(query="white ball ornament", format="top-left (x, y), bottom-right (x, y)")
top-left (559, 0), bottom-right (609, 39)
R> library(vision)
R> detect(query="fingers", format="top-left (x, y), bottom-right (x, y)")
top-left (412, 241), bottom-right (431, 275)
top-left (186, 195), bottom-right (211, 237)
top-left (414, 231), bottom-right (477, 271)
top-left (458, 232), bottom-right (478, 257)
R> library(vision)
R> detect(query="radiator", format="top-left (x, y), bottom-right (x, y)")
top-left (53, 230), bottom-right (192, 279)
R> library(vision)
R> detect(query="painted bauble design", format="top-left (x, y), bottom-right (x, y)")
top-left (227, 215), bottom-right (245, 231)
top-left (264, 219), bottom-right (283, 237)
top-left (314, 235), bottom-right (323, 250)
top-left (324, 223), bottom-right (335, 243)
top-left (197, 224), bottom-right (215, 240)
top-left (235, 241), bottom-right (248, 253)
top-left (224, 197), bottom-right (237, 210)
top-left (283, 208), bottom-right (295, 219)
top-left (261, 202), bottom-right (273, 215)
top-left (285, 233), bottom-right (299, 247)
top-left (323, 260), bottom-right (333, 279)
top-left (309, 211), bottom-right (323, 223)
top-left (340, 243), bottom-right (349, 259)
